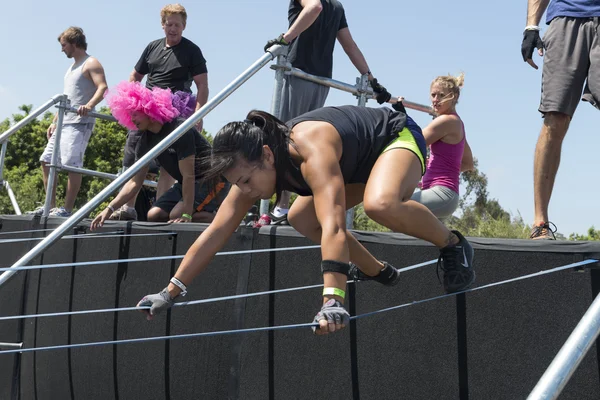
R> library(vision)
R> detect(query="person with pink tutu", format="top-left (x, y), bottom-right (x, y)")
top-left (90, 81), bottom-right (228, 229)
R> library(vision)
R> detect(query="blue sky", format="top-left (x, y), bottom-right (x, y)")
top-left (1, 1), bottom-right (598, 236)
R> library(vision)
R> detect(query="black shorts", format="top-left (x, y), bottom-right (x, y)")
top-left (153, 181), bottom-right (231, 214)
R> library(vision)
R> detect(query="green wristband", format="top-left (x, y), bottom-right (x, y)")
top-left (322, 287), bottom-right (346, 299)
top-left (181, 213), bottom-right (192, 220)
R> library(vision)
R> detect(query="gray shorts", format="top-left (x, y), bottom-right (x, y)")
top-left (539, 16), bottom-right (600, 117)
top-left (411, 185), bottom-right (459, 220)
top-left (40, 122), bottom-right (94, 168)
top-left (278, 74), bottom-right (330, 122)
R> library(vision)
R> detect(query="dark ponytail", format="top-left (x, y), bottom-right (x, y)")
top-left (201, 110), bottom-right (291, 203)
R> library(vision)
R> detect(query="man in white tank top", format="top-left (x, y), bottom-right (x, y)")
top-left (29, 27), bottom-right (108, 217)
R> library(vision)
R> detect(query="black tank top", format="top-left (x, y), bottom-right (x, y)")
top-left (282, 105), bottom-right (421, 196)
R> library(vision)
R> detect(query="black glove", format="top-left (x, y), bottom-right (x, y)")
top-left (370, 78), bottom-right (392, 104)
top-left (392, 100), bottom-right (407, 114)
top-left (521, 29), bottom-right (544, 62)
top-left (264, 34), bottom-right (289, 53)
top-left (312, 298), bottom-right (350, 334)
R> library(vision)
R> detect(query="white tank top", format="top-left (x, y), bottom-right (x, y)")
top-left (63, 55), bottom-right (97, 124)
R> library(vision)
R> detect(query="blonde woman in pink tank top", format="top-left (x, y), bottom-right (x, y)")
top-left (411, 73), bottom-right (474, 220)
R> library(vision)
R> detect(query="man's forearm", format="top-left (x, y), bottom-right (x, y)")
top-left (343, 43), bottom-right (370, 77)
top-left (181, 176), bottom-right (195, 216)
top-left (527, 0), bottom-right (550, 26)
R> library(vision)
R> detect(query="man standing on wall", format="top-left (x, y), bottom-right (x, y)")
top-left (260, 0), bottom-right (391, 226)
top-left (111, 3), bottom-right (209, 221)
top-left (29, 26), bottom-right (108, 217)
top-left (522, 0), bottom-right (600, 239)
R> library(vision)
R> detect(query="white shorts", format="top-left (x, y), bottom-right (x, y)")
top-left (40, 123), bottom-right (94, 168)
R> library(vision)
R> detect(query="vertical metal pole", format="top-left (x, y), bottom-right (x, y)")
top-left (0, 141), bottom-right (7, 183)
top-left (527, 291), bottom-right (600, 400)
top-left (1, 122), bottom-right (22, 215)
top-left (0, 50), bottom-right (278, 289)
top-left (4, 182), bottom-right (22, 215)
top-left (42, 95), bottom-right (67, 217)
top-left (356, 73), bottom-right (369, 107)
top-left (260, 53), bottom-right (287, 216)
top-left (345, 74), bottom-right (370, 230)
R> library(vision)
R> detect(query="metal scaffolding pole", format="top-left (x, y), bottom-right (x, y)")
top-left (0, 94), bottom-right (63, 144)
top-left (527, 291), bottom-right (600, 400)
top-left (0, 47), bottom-right (284, 289)
top-left (42, 95), bottom-right (68, 217)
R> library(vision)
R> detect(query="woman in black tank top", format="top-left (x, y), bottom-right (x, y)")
top-left (137, 106), bottom-right (476, 336)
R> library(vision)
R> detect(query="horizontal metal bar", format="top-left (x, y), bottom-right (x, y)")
top-left (62, 106), bottom-right (116, 122)
top-left (0, 322), bottom-right (317, 355)
top-left (0, 94), bottom-right (64, 144)
top-left (0, 228), bottom-right (55, 237)
top-left (0, 259), bottom-right (595, 356)
top-left (0, 244), bottom-right (325, 272)
top-left (0, 258), bottom-right (434, 321)
top-left (0, 342), bottom-right (23, 350)
top-left (276, 65), bottom-right (436, 116)
top-left (0, 231), bottom-right (176, 244)
top-left (58, 165), bottom-right (157, 188)
top-left (354, 259), bottom-right (599, 321)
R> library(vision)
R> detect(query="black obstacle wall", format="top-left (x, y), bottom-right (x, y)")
top-left (1, 215), bottom-right (600, 399)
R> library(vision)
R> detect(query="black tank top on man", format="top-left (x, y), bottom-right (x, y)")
top-left (282, 105), bottom-right (426, 196)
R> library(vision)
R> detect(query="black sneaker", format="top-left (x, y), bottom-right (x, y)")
top-left (437, 230), bottom-right (475, 293)
top-left (349, 262), bottom-right (401, 286)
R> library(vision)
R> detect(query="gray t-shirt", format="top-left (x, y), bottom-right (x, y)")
top-left (286, 0), bottom-right (348, 78)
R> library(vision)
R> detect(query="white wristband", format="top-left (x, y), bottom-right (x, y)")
top-left (107, 205), bottom-right (115, 213)
top-left (525, 25), bottom-right (540, 31)
top-left (170, 277), bottom-right (188, 297)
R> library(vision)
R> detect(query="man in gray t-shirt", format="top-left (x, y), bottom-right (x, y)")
top-left (262, 0), bottom-right (390, 225)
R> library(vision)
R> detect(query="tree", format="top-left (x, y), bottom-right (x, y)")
top-left (351, 158), bottom-right (535, 238)
top-left (0, 105), bottom-right (128, 215)
top-left (446, 159), bottom-right (531, 238)
top-left (569, 227), bottom-right (600, 241)
top-left (0, 105), bottom-right (225, 217)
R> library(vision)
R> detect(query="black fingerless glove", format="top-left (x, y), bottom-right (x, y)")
top-left (264, 34), bottom-right (289, 53)
top-left (370, 78), bottom-right (392, 104)
top-left (521, 29), bottom-right (544, 62)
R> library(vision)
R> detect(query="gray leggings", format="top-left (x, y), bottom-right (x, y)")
top-left (410, 185), bottom-right (459, 220)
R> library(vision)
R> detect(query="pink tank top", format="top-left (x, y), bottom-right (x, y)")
top-left (420, 115), bottom-right (465, 194)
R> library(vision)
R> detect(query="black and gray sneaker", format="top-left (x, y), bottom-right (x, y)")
top-left (268, 211), bottom-right (289, 225)
top-left (348, 262), bottom-right (401, 286)
top-left (437, 230), bottom-right (475, 293)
